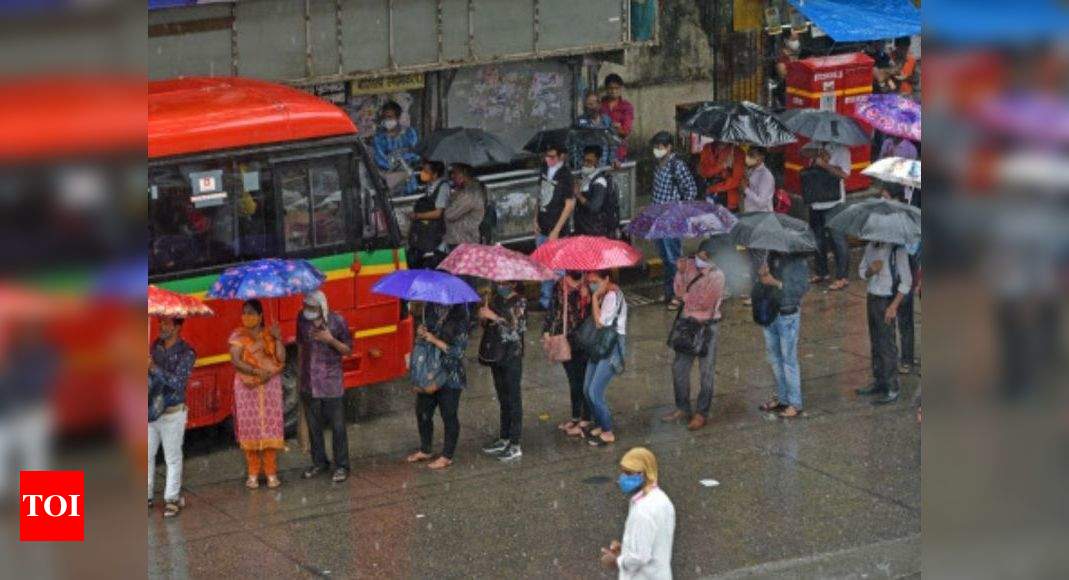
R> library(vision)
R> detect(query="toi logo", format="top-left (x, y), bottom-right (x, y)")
top-left (19, 471), bottom-right (84, 542)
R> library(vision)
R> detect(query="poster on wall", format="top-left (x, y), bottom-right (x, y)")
top-left (345, 91), bottom-right (421, 140)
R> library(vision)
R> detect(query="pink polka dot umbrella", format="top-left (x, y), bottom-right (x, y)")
top-left (438, 243), bottom-right (557, 281)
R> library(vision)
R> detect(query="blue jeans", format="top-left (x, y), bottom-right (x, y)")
top-left (762, 312), bottom-right (802, 409)
top-left (583, 337), bottom-right (626, 433)
top-left (656, 238), bottom-right (682, 300)
top-left (535, 234), bottom-right (557, 309)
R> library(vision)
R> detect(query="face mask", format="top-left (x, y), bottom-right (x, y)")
top-left (302, 307), bottom-right (320, 320)
top-left (589, 281), bottom-right (601, 293)
top-left (652, 147), bottom-right (668, 159)
top-left (695, 257), bottom-right (711, 269)
top-left (382, 119), bottom-right (398, 130)
top-left (495, 285), bottom-right (512, 298)
top-left (618, 473), bottom-right (644, 495)
top-left (745, 156), bottom-right (759, 167)
top-left (786, 39), bottom-right (800, 52)
top-left (241, 313), bottom-right (261, 329)
top-left (580, 166), bottom-right (597, 177)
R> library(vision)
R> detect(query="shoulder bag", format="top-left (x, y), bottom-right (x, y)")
top-left (667, 272), bottom-right (713, 356)
top-left (541, 285), bottom-right (572, 362)
top-left (574, 290), bottom-right (621, 361)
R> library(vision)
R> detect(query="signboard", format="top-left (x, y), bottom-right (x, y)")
top-left (312, 82), bottom-right (349, 105)
top-left (350, 74), bottom-right (424, 96)
top-left (188, 169), bottom-right (227, 208)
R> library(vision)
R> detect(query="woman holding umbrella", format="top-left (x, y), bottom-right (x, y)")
top-left (583, 269), bottom-right (628, 446)
top-left (477, 281), bottom-right (527, 462)
top-left (228, 299), bottom-right (286, 489)
top-left (544, 271), bottom-right (593, 438)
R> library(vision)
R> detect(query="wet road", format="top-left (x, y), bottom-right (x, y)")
top-left (149, 273), bottom-right (921, 579)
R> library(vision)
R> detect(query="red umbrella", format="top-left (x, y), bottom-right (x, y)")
top-left (148, 285), bottom-right (214, 318)
top-left (530, 236), bottom-right (643, 271)
top-left (438, 243), bottom-right (556, 281)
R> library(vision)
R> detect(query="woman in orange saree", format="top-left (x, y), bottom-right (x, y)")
top-left (228, 299), bottom-right (286, 489)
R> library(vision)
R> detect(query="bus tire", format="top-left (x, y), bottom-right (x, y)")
top-left (281, 346), bottom-right (300, 438)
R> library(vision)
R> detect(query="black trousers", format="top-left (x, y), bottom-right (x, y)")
top-left (563, 355), bottom-right (591, 421)
top-left (867, 294), bottom-right (900, 393)
top-left (303, 394), bottom-right (350, 471)
top-left (416, 387), bottom-right (462, 459)
top-left (809, 206), bottom-right (850, 280)
top-left (897, 254), bottom-right (919, 364)
top-left (490, 357), bottom-right (524, 444)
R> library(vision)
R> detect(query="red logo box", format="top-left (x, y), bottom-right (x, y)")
top-left (19, 471), bottom-right (84, 542)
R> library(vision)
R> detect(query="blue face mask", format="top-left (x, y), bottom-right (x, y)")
top-left (589, 281), bottom-right (601, 293)
top-left (496, 285), bottom-right (512, 298)
top-left (618, 473), bottom-right (644, 495)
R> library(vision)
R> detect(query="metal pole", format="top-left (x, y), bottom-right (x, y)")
top-left (230, 2), bottom-right (239, 76)
top-left (533, 0), bottom-right (541, 56)
top-left (467, 0), bottom-right (475, 60)
top-left (336, 0), bottom-right (344, 75)
top-left (436, 0), bottom-right (444, 64)
top-left (388, 0), bottom-right (396, 70)
top-left (304, 0), bottom-right (313, 78)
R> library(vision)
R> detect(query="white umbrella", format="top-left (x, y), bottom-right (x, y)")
top-left (862, 156), bottom-right (921, 188)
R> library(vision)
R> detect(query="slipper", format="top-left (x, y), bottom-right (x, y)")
top-left (557, 420), bottom-right (578, 432)
top-left (758, 398), bottom-right (782, 412)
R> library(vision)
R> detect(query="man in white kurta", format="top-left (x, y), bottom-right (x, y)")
top-left (601, 447), bottom-right (676, 579)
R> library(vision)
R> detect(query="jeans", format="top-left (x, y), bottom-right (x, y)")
top-left (672, 323), bottom-right (719, 417)
top-left (416, 387), bottom-right (462, 459)
top-left (809, 206), bottom-right (850, 280)
top-left (584, 337), bottom-right (626, 433)
top-left (656, 238), bottom-right (683, 300)
top-left (303, 394), bottom-right (350, 471)
top-left (563, 355), bottom-right (591, 421)
top-left (491, 357), bottom-right (523, 444)
top-left (535, 234), bottom-right (557, 308)
top-left (762, 312), bottom-right (803, 408)
top-left (148, 408), bottom-right (187, 502)
top-left (867, 295), bottom-right (900, 393)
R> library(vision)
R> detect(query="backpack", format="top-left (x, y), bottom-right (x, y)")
top-left (600, 172), bottom-right (621, 239)
top-left (477, 182), bottom-right (497, 244)
top-left (751, 280), bottom-right (780, 327)
top-left (408, 181), bottom-right (447, 253)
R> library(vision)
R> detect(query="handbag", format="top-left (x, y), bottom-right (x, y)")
top-left (751, 281), bottom-right (780, 327)
top-left (667, 272), bottom-right (712, 356)
top-left (410, 340), bottom-right (443, 388)
top-left (541, 284), bottom-right (572, 362)
top-left (574, 290), bottom-right (621, 361)
top-left (478, 320), bottom-right (507, 366)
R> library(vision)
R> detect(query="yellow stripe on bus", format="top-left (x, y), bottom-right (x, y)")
top-left (358, 263), bottom-right (406, 276)
top-left (786, 86), bottom-right (872, 99)
top-left (192, 324), bottom-right (400, 368)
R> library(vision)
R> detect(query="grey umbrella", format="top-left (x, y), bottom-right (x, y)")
top-left (415, 127), bottom-right (516, 167)
top-left (776, 109), bottom-right (871, 147)
top-left (827, 198), bottom-right (921, 246)
top-left (728, 212), bottom-right (818, 253)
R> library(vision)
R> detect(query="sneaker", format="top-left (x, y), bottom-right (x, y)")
top-left (331, 468), bottom-right (349, 483)
top-left (497, 444), bottom-right (523, 461)
top-left (482, 438), bottom-right (509, 454)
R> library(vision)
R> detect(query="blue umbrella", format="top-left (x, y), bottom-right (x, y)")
top-left (207, 258), bottom-right (325, 299)
top-left (371, 269), bottom-right (480, 305)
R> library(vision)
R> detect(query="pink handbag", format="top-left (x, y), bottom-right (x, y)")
top-left (541, 285), bottom-right (572, 362)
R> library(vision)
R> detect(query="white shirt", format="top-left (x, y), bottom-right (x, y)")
top-left (859, 242), bottom-right (913, 297)
top-left (598, 289), bottom-right (628, 335)
top-left (811, 144), bottom-right (851, 211)
top-left (617, 486), bottom-right (676, 580)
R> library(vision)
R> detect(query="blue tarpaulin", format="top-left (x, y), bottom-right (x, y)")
top-left (786, 0), bottom-right (920, 42)
top-left (925, 0), bottom-right (1069, 44)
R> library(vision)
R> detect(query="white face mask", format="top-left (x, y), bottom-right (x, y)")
top-left (653, 147), bottom-right (669, 159)
top-left (580, 166), bottom-right (597, 177)
top-left (786, 39), bottom-right (800, 52)
top-left (695, 257), bottom-right (711, 269)
top-left (302, 307), bottom-right (320, 320)
top-left (382, 119), bottom-right (398, 130)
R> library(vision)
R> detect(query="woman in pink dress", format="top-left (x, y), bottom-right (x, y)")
top-left (228, 299), bottom-right (286, 489)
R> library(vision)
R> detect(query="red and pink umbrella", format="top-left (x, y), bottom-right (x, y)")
top-left (531, 236), bottom-right (643, 271)
top-left (148, 285), bottom-right (214, 318)
top-left (851, 94), bottom-right (921, 141)
top-left (438, 243), bottom-right (556, 281)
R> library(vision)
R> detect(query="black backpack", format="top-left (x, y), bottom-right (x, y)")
top-left (408, 181), bottom-right (447, 253)
top-left (600, 173), bottom-right (621, 239)
top-left (478, 183), bottom-right (497, 244)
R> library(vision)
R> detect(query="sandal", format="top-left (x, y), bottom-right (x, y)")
top-left (810, 275), bottom-right (829, 284)
top-left (778, 406), bottom-right (802, 418)
top-left (266, 476), bottom-right (282, 489)
top-left (587, 433), bottom-right (615, 447)
top-left (163, 498), bottom-right (184, 518)
top-left (558, 420), bottom-right (578, 432)
top-left (245, 476), bottom-right (259, 489)
top-left (828, 279), bottom-right (849, 291)
top-left (406, 451), bottom-right (434, 463)
top-left (427, 457), bottom-right (453, 470)
top-left (758, 398), bottom-right (783, 412)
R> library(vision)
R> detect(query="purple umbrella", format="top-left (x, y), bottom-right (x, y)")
top-left (974, 94), bottom-right (1069, 145)
top-left (852, 94), bottom-right (921, 141)
top-left (627, 201), bottom-right (738, 240)
top-left (371, 269), bottom-right (480, 305)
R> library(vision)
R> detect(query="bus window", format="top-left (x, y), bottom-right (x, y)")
top-left (234, 160), bottom-right (278, 261)
top-left (279, 155), bottom-right (350, 255)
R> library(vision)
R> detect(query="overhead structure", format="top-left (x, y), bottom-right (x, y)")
top-left (785, 0), bottom-right (920, 42)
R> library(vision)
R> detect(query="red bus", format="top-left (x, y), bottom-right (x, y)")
top-left (148, 77), bottom-right (413, 433)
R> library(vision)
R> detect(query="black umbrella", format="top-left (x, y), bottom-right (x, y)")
top-left (776, 109), bottom-right (871, 146)
top-left (677, 101), bottom-right (797, 147)
top-left (415, 128), bottom-right (516, 167)
top-left (523, 127), bottom-right (620, 157)
top-left (728, 212), bottom-right (817, 253)
top-left (826, 198), bottom-right (921, 246)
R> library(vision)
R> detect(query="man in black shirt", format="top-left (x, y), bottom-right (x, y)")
top-left (574, 145), bottom-right (614, 237)
top-left (534, 143), bottom-right (576, 309)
